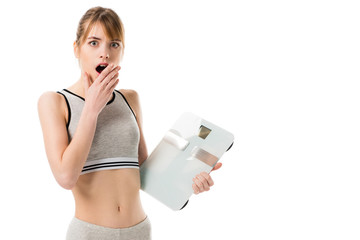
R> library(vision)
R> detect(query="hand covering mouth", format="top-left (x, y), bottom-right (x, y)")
top-left (96, 63), bottom-right (109, 73)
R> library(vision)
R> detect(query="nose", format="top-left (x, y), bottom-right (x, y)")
top-left (100, 53), bottom-right (110, 59)
top-left (99, 46), bottom-right (110, 59)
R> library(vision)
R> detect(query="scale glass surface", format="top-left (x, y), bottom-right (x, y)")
top-left (140, 112), bottom-right (234, 210)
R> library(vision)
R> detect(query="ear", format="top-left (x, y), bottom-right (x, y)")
top-left (73, 41), bottom-right (80, 59)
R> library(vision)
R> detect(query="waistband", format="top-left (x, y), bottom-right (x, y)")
top-left (72, 216), bottom-right (150, 232)
top-left (81, 157), bottom-right (139, 175)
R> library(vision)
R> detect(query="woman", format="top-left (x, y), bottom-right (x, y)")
top-left (38, 6), bottom-right (221, 240)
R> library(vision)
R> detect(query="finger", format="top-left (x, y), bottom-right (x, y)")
top-left (193, 177), bottom-right (205, 193)
top-left (200, 172), bottom-right (214, 187)
top-left (192, 183), bottom-right (200, 195)
top-left (104, 72), bottom-right (119, 91)
top-left (108, 78), bottom-right (119, 92)
top-left (101, 68), bottom-right (120, 88)
top-left (100, 65), bottom-right (120, 83)
top-left (211, 162), bottom-right (222, 172)
top-left (94, 63), bottom-right (114, 84)
top-left (196, 174), bottom-right (210, 191)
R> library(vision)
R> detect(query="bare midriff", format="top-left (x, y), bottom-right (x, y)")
top-left (71, 168), bottom-right (146, 228)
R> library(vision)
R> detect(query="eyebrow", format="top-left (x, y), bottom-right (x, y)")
top-left (87, 36), bottom-right (121, 42)
top-left (87, 36), bottom-right (101, 40)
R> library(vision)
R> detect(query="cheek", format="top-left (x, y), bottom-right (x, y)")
top-left (79, 53), bottom-right (92, 70)
top-left (111, 49), bottom-right (122, 63)
top-left (79, 46), bottom-right (94, 64)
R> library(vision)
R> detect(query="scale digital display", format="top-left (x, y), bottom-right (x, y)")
top-left (198, 125), bottom-right (211, 139)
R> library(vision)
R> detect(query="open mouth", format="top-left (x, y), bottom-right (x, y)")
top-left (96, 63), bottom-right (108, 74)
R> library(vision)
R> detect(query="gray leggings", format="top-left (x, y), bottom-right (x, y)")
top-left (66, 217), bottom-right (151, 240)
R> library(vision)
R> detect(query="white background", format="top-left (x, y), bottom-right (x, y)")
top-left (0, 0), bottom-right (359, 239)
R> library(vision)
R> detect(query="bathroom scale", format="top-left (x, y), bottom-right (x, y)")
top-left (140, 112), bottom-right (234, 210)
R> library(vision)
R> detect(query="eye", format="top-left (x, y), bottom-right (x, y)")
top-left (111, 42), bottom-right (120, 48)
top-left (89, 41), bottom-right (98, 46)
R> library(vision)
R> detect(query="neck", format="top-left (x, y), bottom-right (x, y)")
top-left (67, 76), bottom-right (85, 98)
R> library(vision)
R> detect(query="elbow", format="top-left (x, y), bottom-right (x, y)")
top-left (59, 181), bottom-right (75, 190)
top-left (56, 172), bottom-right (78, 190)
top-left (139, 153), bottom-right (148, 166)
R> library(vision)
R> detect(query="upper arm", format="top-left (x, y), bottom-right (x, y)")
top-left (119, 89), bottom-right (148, 164)
top-left (37, 91), bottom-right (69, 177)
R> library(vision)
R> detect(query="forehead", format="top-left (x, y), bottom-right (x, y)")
top-left (87, 22), bottom-right (107, 39)
top-left (81, 20), bottom-right (123, 46)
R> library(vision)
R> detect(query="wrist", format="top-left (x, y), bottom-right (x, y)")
top-left (82, 103), bottom-right (99, 121)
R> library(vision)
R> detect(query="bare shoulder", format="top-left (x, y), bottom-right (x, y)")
top-left (118, 89), bottom-right (141, 108)
top-left (38, 91), bottom-right (63, 110)
top-left (38, 91), bottom-right (67, 120)
top-left (118, 89), bottom-right (139, 102)
top-left (117, 89), bottom-right (142, 119)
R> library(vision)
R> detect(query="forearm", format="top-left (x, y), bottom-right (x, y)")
top-left (58, 105), bottom-right (98, 187)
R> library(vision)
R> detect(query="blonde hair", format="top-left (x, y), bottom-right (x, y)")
top-left (76, 6), bottom-right (125, 48)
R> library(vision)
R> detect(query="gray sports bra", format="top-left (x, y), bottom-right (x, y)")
top-left (57, 89), bottom-right (140, 175)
